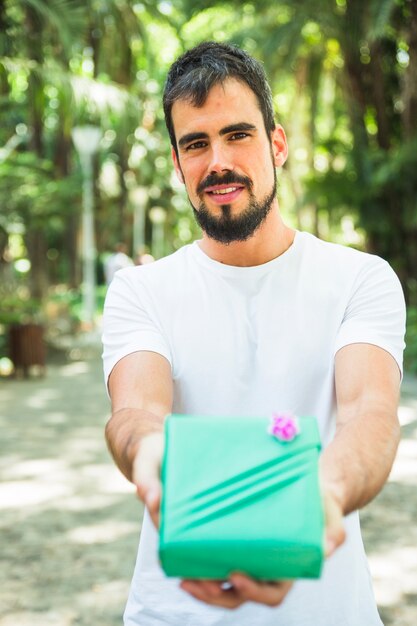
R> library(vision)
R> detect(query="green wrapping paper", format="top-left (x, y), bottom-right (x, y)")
top-left (159, 414), bottom-right (324, 580)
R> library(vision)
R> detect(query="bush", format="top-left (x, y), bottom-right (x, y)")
top-left (0, 293), bottom-right (43, 325)
top-left (46, 285), bottom-right (107, 325)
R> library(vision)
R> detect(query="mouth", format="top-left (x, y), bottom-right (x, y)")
top-left (204, 184), bottom-right (245, 205)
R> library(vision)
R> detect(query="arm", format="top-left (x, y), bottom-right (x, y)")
top-left (105, 350), bottom-right (173, 525)
top-left (185, 343), bottom-right (401, 609)
top-left (320, 342), bottom-right (401, 530)
top-left (106, 349), bottom-right (295, 608)
top-left (106, 350), bottom-right (293, 607)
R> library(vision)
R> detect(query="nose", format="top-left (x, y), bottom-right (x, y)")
top-left (207, 141), bottom-right (233, 175)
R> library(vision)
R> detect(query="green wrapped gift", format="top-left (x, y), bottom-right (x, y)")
top-left (159, 414), bottom-right (324, 580)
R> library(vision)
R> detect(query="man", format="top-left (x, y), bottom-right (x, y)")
top-left (104, 242), bottom-right (134, 286)
top-left (102, 42), bottom-right (405, 625)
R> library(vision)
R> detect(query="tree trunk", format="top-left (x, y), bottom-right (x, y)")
top-left (402, 0), bottom-right (417, 137)
top-left (401, 0), bottom-right (417, 304)
top-left (24, 7), bottom-right (49, 296)
top-left (26, 228), bottom-right (48, 300)
top-left (342, 0), bottom-right (370, 180)
top-left (54, 129), bottom-right (71, 176)
top-left (369, 41), bottom-right (391, 151)
top-left (342, 55), bottom-right (369, 178)
top-left (25, 6), bottom-right (44, 157)
top-left (88, 17), bottom-right (101, 78)
top-left (339, 7), bottom-right (410, 300)
top-left (307, 53), bottom-right (323, 238)
top-left (0, 0), bottom-right (10, 96)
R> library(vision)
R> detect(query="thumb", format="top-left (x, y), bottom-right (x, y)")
top-left (132, 432), bottom-right (164, 529)
top-left (323, 489), bottom-right (346, 558)
top-left (137, 482), bottom-right (161, 529)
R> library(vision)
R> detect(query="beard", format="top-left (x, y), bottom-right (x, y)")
top-left (189, 167), bottom-right (277, 244)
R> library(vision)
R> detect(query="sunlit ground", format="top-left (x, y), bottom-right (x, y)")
top-left (0, 355), bottom-right (142, 626)
top-left (0, 356), bottom-right (416, 625)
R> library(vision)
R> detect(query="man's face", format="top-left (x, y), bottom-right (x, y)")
top-left (171, 78), bottom-right (288, 243)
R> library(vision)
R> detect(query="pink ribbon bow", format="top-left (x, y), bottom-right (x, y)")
top-left (268, 413), bottom-right (300, 442)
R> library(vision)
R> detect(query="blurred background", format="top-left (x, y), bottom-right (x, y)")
top-left (1, 0), bottom-right (417, 369)
top-left (0, 1), bottom-right (417, 625)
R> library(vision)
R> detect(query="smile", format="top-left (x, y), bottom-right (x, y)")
top-left (205, 186), bottom-right (244, 205)
top-left (211, 187), bottom-right (239, 195)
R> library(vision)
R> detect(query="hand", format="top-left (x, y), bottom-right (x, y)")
top-left (181, 484), bottom-right (345, 609)
top-left (132, 431), bottom-right (164, 528)
top-left (134, 434), bottom-right (291, 610)
top-left (180, 574), bottom-right (293, 609)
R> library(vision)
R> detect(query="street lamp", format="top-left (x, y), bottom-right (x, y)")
top-left (71, 125), bottom-right (102, 329)
top-left (149, 206), bottom-right (166, 259)
top-left (129, 186), bottom-right (148, 256)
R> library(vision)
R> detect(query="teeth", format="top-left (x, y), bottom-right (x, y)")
top-left (211, 187), bottom-right (237, 195)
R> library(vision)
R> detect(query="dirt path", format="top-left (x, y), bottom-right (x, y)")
top-left (0, 355), bottom-right (142, 626)
top-left (0, 355), bottom-right (416, 625)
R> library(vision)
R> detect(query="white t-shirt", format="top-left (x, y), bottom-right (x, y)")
top-left (102, 231), bottom-right (406, 626)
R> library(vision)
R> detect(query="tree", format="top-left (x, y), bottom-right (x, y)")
top-left (185, 0), bottom-right (417, 301)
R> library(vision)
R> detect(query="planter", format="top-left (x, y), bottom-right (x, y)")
top-left (9, 323), bottom-right (46, 378)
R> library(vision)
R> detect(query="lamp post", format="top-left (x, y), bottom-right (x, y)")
top-left (71, 125), bottom-right (102, 329)
top-left (149, 206), bottom-right (167, 259)
top-left (129, 186), bottom-right (148, 256)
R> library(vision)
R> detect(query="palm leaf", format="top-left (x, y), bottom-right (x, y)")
top-left (19, 0), bottom-right (86, 51)
top-left (368, 0), bottom-right (397, 41)
top-left (0, 55), bottom-right (140, 117)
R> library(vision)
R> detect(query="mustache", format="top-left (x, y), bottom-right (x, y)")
top-left (197, 171), bottom-right (253, 195)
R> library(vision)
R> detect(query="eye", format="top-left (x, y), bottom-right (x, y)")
top-left (229, 132), bottom-right (249, 141)
top-left (185, 140), bottom-right (207, 151)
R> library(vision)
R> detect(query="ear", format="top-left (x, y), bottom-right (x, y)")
top-left (270, 125), bottom-right (288, 168)
top-left (171, 146), bottom-right (184, 184)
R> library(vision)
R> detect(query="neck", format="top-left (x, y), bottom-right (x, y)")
top-left (197, 203), bottom-right (295, 267)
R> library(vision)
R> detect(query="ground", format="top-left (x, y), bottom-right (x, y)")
top-left (0, 350), bottom-right (416, 625)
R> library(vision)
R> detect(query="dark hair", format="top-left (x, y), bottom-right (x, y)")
top-left (163, 41), bottom-right (275, 154)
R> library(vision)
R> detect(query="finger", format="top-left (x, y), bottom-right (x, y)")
top-left (197, 580), bottom-right (224, 597)
top-left (180, 580), bottom-right (243, 609)
top-left (182, 579), bottom-right (223, 598)
top-left (132, 433), bottom-right (164, 529)
top-left (142, 483), bottom-right (161, 529)
top-left (230, 574), bottom-right (293, 607)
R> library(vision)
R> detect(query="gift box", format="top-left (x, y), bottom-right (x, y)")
top-left (159, 414), bottom-right (324, 580)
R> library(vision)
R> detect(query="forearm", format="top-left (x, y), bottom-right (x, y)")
top-left (320, 409), bottom-right (401, 515)
top-left (105, 408), bottom-right (164, 483)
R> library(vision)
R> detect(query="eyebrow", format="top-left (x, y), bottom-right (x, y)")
top-left (177, 122), bottom-right (257, 148)
top-left (178, 132), bottom-right (207, 148)
top-left (219, 122), bottom-right (257, 136)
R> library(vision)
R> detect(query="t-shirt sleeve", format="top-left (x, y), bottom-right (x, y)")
top-left (101, 269), bottom-right (172, 389)
top-left (334, 257), bottom-right (406, 376)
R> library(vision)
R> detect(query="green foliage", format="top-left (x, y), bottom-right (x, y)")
top-left (372, 138), bottom-right (417, 192)
top-left (0, 152), bottom-right (81, 227)
top-left (0, 292), bottom-right (42, 325)
top-left (1, 0), bottom-right (417, 322)
top-left (368, 0), bottom-right (397, 41)
top-left (47, 285), bottom-right (108, 323)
